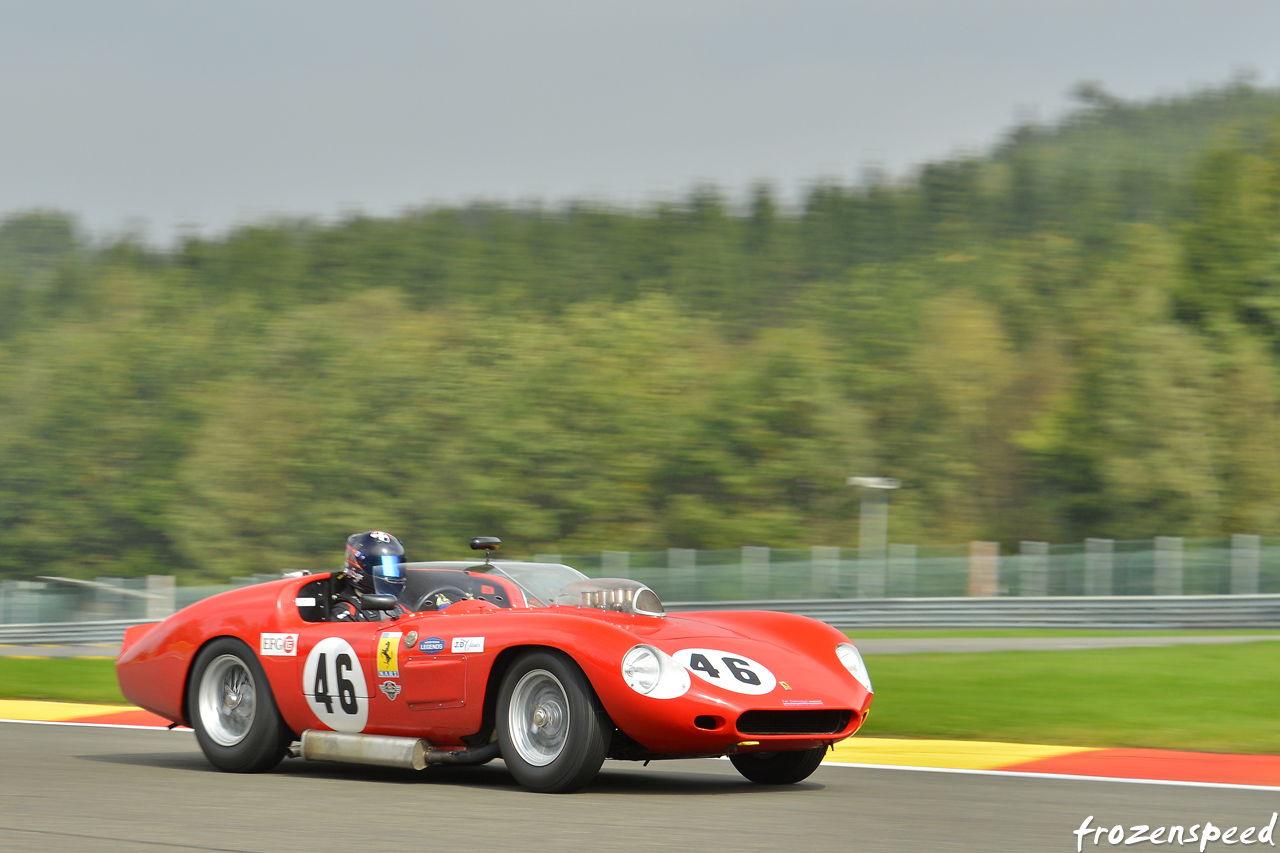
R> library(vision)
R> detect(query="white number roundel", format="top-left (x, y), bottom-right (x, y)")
top-left (303, 637), bottom-right (369, 732)
top-left (674, 648), bottom-right (777, 695)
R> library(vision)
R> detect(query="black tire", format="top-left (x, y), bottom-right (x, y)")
top-left (729, 747), bottom-right (827, 784)
top-left (188, 637), bottom-right (293, 773)
top-left (496, 650), bottom-right (610, 793)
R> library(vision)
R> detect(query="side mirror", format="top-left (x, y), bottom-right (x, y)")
top-left (470, 537), bottom-right (501, 551)
top-left (360, 594), bottom-right (399, 612)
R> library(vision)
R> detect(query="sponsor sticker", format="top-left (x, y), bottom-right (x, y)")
top-left (481, 585), bottom-right (495, 595)
top-left (370, 531), bottom-right (392, 543)
top-left (379, 680), bottom-right (402, 701)
top-left (451, 636), bottom-right (485, 654)
top-left (782, 699), bottom-right (824, 707)
top-left (419, 636), bottom-right (446, 654)
top-left (404, 631), bottom-right (418, 648)
top-left (377, 632), bottom-right (401, 678)
top-left (295, 597), bottom-right (316, 607)
top-left (260, 633), bottom-right (298, 656)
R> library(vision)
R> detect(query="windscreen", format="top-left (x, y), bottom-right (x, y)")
top-left (483, 562), bottom-right (588, 607)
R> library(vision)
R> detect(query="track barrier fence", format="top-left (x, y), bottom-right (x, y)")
top-left (3, 535), bottom-right (1280, 639)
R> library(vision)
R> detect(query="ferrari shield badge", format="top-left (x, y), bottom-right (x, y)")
top-left (377, 632), bottom-right (401, 678)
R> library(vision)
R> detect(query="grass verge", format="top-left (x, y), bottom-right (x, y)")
top-left (0, 658), bottom-right (127, 704)
top-left (860, 641), bottom-right (1280, 753)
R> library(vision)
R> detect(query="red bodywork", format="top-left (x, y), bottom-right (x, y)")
top-left (117, 570), bottom-right (872, 758)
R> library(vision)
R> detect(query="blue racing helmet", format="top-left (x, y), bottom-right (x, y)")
top-left (343, 531), bottom-right (406, 597)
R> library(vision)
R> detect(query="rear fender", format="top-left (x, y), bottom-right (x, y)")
top-left (120, 622), bottom-right (159, 657)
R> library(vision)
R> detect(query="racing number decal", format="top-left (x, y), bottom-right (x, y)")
top-left (673, 648), bottom-right (777, 695)
top-left (303, 637), bottom-right (369, 732)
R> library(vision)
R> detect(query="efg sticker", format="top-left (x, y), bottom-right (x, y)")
top-left (419, 636), bottom-right (445, 654)
top-left (674, 648), bottom-right (777, 696)
top-left (451, 636), bottom-right (484, 654)
top-left (303, 637), bottom-right (369, 732)
top-left (379, 680), bottom-right (402, 701)
top-left (377, 632), bottom-right (401, 678)
top-left (259, 633), bottom-right (298, 656)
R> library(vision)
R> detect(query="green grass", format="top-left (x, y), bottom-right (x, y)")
top-left (4, 644), bottom-right (1280, 754)
top-left (860, 641), bottom-right (1280, 753)
top-left (0, 658), bottom-right (127, 704)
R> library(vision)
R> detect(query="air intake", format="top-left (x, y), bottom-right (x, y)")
top-left (736, 709), bottom-right (852, 735)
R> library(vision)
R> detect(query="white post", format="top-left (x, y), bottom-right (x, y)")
top-left (668, 548), bottom-right (695, 601)
top-left (742, 546), bottom-right (770, 600)
top-left (848, 477), bottom-right (900, 600)
top-left (1019, 541), bottom-right (1049, 596)
top-left (810, 546), bottom-right (840, 598)
top-left (888, 544), bottom-right (917, 598)
top-left (1230, 534), bottom-right (1260, 595)
top-left (1084, 538), bottom-right (1114, 596)
top-left (1154, 536), bottom-right (1184, 596)
top-left (603, 551), bottom-right (630, 577)
top-left (144, 575), bottom-right (176, 620)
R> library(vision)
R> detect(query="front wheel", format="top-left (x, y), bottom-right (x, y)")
top-left (496, 651), bottom-right (610, 793)
top-left (730, 747), bottom-right (827, 784)
top-left (188, 637), bottom-right (292, 773)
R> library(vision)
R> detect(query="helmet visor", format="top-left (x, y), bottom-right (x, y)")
top-left (373, 554), bottom-right (405, 597)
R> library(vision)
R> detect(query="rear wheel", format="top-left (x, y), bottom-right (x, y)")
top-left (188, 637), bottom-right (292, 773)
top-left (730, 747), bottom-right (826, 784)
top-left (496, 650), bottom-right (610, 793)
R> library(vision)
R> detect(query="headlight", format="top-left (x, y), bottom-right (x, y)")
top-left (622, 646), bottom-right (661, 693)
top-left (621, 644), bottom-right (691, 699)
top-left (836, 642), bottom-right (873, 693)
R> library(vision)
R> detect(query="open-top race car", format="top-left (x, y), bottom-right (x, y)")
top-left (116, 539), bottom-right (874, 793)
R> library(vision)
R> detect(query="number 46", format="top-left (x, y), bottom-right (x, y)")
top-left (687, 652), bottom-right (761, 686)
top-left (312, 652), bottom-right (359, 715)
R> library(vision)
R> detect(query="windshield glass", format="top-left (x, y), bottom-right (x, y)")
top-left (483, 562), bottom-right (588, 607)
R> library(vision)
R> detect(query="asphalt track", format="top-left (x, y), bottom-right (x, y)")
top-left (2, 722), bottom-right (1277, 853)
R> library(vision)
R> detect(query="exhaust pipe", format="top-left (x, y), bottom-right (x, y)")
top-left (296, 729), bottom-right (500, 770)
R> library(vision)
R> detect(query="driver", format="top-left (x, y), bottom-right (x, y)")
top-left (330, 530), bottom-right (407, 621)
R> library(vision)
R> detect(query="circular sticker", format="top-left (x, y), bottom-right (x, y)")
top-left (303, 637), bottom-right (369, 732)
top-left (673, 648), bottom-right (777, 695)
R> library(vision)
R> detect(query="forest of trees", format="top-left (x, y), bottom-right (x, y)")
top-left (4, 81), bottom-right (1280, 581)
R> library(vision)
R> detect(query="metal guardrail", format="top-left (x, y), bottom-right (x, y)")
top-left (666, 594), bottom-right (1280, 630)
top-left (0, 619), bottom-right (141, 646)
top-left (3, 595), bottom-right (1280, 645)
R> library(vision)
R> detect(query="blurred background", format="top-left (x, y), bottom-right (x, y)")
top-left (4, 1), bottom-right (1280, 590)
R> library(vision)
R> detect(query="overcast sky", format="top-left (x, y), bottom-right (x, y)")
top-left (3, 1), bottom-right (1280, 245)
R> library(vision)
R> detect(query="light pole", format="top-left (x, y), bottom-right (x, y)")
top-left (847, 477), bottom-right (900, 597)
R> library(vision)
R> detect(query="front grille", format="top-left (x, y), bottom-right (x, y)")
top-left (737, 709), bottom-right (852, 735)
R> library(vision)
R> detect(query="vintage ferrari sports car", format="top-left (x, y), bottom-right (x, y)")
top-left (116, 540), bottom-right (874, 793)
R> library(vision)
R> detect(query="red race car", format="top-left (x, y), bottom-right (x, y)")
top-left (116, 540), bottom-right (874, 793)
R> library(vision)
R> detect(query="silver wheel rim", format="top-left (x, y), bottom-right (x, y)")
top-left (508, 669), bottom-right (570, 767)
top-left (198, 654), bottom-right (257, 747)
